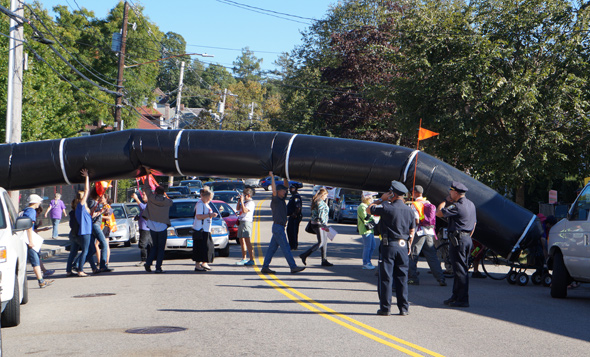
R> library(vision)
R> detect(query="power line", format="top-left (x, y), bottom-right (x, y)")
top-left (215, 0), bottom-right (312, 25)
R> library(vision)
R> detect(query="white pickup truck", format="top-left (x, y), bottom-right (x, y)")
top-left (547, 183), bottom-right (590, 298)
top-left (0, 188), bottom-right (33, 327)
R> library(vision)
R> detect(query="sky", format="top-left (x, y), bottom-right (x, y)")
top-left (36, 0), bottom-right (337, 72)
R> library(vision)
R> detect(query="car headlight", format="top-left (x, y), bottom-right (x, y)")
top-left (211, 226), bottom-right (228, 235)
top-left (167, 228), bottom-right (177, 237)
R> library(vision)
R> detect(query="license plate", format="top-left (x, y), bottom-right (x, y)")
top-left (186, 239), bottom-right (193, 248)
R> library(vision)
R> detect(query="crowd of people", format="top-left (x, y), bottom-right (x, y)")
top-left (34, 170), bottom-right (555, 317)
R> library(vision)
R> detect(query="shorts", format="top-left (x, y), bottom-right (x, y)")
top-left (237, 221), bottom-right (253, 239)
top-left (27, 247), bottom-right (40, 267)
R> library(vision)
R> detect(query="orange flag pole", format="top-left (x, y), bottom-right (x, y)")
top-left (412, 120), bottom-right (439, 200)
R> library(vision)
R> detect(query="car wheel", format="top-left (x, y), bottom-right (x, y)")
top-left (2, 273), bottom-right (21, 327)
top-left (218, 244), bottom-right (230, 257)
top-left (336, 213), bottom-right (342, 223)
top-left (124, 239), bottom-right (132, 248)
top-left (130, 230), bottom-right (138, 244)
top-left (551, 251), bottom-right (571, 298)
top-left (264, 186), bottom-right (269, 191)
top-left (21, 274), bottom-right (28, 305)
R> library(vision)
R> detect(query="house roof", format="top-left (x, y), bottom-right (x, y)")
top-left (137, 106), bottom-right (162, 117)
top-left (137, 116), bottom-right (161, 130)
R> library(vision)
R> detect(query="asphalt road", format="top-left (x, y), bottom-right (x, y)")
top-left (3, 188), bottom-right (590, 356)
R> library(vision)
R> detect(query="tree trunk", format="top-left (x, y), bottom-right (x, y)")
top-left (516, 185), bottom-right (525, 207)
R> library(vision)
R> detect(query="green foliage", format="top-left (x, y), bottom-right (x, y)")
top-left (232, 47), bottom-right (263, 82)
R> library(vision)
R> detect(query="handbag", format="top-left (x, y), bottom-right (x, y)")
top-left (305, 220), bottom-right (315, 234)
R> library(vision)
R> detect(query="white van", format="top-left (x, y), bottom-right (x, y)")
top-left (547, 183), bottom-right (590, 298)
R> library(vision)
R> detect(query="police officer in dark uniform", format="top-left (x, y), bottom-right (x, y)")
top-left (286, 185), bottom-right (303, 250)
top-left (436, 181), bottom-right (477, 308)
top-left (367, 181), bottom-right (415, 316)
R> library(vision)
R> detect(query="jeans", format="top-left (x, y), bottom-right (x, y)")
top-left (77, 234), bottom-right (92, 273)
top-left (362, 232), bottom-right (376, 266)
top-left (146, 229), bottom-right (167, 270)
top-left (409, 233), bottom-right (444, 282)
top-left (263, 223), bottom-right (297, 269)
top-left (92, 222), bottom-right (108, 269)
top-left (27, 247), bottom-right (40, 267)
top-left (138, 229), bottom-right (152, 262)
top-left (66, 233), bottom-right (82, 273)
top-left (51, 218), bottom-right (60, 239)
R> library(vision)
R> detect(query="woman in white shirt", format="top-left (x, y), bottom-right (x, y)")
top-left (192, 187), bottom-right (218, 271)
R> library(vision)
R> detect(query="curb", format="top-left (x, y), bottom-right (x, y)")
top-left (39, 246), bottom-right (67, 260)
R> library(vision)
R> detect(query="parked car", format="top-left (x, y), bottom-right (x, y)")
top-left (179, 179), bottom-right (203, 196)
top-left (211, 200), bottom-right (239, 242)
top-left (547, 183), bottom-right (590, 298)
top-left (331, 188), bottom-right (363, 223)
top-left (168, 186), bottom-right (192, 198)
top-left (243, 178), bottom-right (260, 188)
top-left (259, 176), bottom-right (303, 191)
top-left (212, 190), bottom-right (241, 211)
top-left (204, 180), bottom-right (245, 193)
top-left (0, 188), bottom-right (33, 327)
top-left (107, 203), bottom-right (138, 247)
top-left (165, 199), bottom-right (230, 257)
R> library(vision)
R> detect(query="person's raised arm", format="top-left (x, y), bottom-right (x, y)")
top-left (80, 169), bottom-right (90, 206)
top-left (269, 171), bottom-right (277, 197)
top-left (283, 178), bottom-right (289, 190)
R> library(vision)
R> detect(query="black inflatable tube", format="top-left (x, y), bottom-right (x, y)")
top-left (0, 129), bottom-right (541, 258)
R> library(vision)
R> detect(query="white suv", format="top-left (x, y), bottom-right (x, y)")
top-left (0, 188), bottom-right (33, 326)
top-left (547, 183), bottom-right (590, 298)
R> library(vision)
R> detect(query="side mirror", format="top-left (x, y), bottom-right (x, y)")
top-left (14, 216), bottom-right (33, 232)
top-left (221, 212), bottom-right (230, 218)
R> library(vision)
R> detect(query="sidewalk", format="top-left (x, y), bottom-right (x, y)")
top-left (37, 221), bottom-right (72, 259)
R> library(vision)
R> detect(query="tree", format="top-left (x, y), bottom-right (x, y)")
top-left (232, 47), bottom-right (263, 82)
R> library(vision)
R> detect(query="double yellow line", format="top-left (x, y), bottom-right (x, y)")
top-left (251, 200), bottom-right (444, 357)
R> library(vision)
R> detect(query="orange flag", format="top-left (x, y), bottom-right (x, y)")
top-left (418, 127), bottom-right (439, 141)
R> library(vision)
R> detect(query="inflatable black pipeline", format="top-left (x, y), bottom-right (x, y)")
top-left (0, 129), bottom-right (541, 259)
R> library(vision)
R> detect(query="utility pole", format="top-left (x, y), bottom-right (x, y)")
top-left (112, 1), bottom-right (129, 202)
top-left (217, 88), bottom-right (237, 130)
top-left (169, 61), bottom-right (185, 187)
top-left (6, 0), bottom-right (24, 208)
top-left (248, 102), bottom-right (255, 131)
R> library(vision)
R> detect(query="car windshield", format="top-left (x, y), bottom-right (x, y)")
top-left (212, 201), bottom-right (236, 216)
top-left (169, 201), bottom-right (220, 219)
top-left (125, 204), bottom-right (140, 216)
top-left (343, 190), bottom-right (363, 204)
top-left (180, 180), bottom-right (203, 188)
top-left (213, 192), bottom-right (240, 203)
top-left (206, 182), bottom-right (245, 192)
top-left (111, 206), bottom-right (126, 219)
top-left (169, 186), bottom-right (190, 194)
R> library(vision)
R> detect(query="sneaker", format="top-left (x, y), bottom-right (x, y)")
top-left (260, 267), bottom-right (276, 274)
top-left (321, 260), bottom-right (333, 267)
top-left (376, 309), bottom-right (390, 316)
top-left (144, 264), bottom-right (152, 272)
top-left (438, 280), bottom-right (447, 286)
top-left (299, 254), bottom-right (307, 266)
top-left (235, 259), bottom-right (248, 266)
top-left (362, 263), bottom-right (376, 270)
top-left (100, 267), bottom-right (114, 273)
top-left (408, 279), bottom-right (419, 285)
top-left (39, 279), bottom-right (54, 288)
top-left (135, 261), bottom-right (145, 267)
top-left (244, 260), bottom-right (255, 266)
top-left (290, 266), bottom-right (305, 274)
top-left (472, 271), bottom-right (487, 279)
top-left (43, 269), bottom-right (55, 277)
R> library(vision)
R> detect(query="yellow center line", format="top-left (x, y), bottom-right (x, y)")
top-left (250, 199), bottom-right (445, 357)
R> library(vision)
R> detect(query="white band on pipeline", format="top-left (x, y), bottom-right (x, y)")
top-left (174, 130), bottom-right (186, 176)
top-left (59, 139), bottom-right (72, 185)
top-left (402, 150), bottom-right (420, 183)
top-left (285, 134), bottom-right (298, 181)
top-left (507, 214), bottom-right (536, 261)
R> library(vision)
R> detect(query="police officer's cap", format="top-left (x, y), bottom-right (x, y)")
top-left (450, 181), bottom-right (468, 193)
top-left (389, 181), bottom-right (408, 196)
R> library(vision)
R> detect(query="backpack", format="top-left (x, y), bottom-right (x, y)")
top-left (421, 202), bottom-right (437, 227)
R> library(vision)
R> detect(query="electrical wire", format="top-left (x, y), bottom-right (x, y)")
top-left (215, 0), bottom-right (312, 25)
